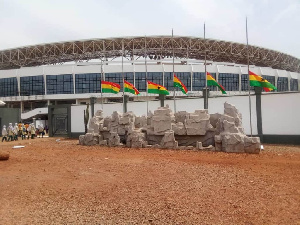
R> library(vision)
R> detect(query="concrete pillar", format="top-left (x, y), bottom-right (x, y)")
top-left (90, 97), bottom-right (96, 117)
top-left (123, 95), bottom-right (129, 113)
top-left (202, 87), bottom-right (209, 109)
top-left (159, 94), bottom-right (165, 107)
top-left (255, 86), bottom-right (263, 142)
top-left (20, 101), bottom-right (24, 113)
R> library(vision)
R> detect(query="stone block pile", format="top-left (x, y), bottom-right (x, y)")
top-left (79, 102), bottom-right (260, 154)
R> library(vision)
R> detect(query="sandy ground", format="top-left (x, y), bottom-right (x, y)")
top-left (0, 137), bottom-right (299, 225)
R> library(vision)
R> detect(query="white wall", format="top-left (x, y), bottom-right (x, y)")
top-left (71, 95), bottom-right (258, 135)
top-left (261, 93), bottom-right (300, 135)
top-left (71, 93), bottom-right (300, 135)
top-left (71, 105), bottom-right (87, 133)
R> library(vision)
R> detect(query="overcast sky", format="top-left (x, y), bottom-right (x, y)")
top-left (0, 0), bottom-right (299, 58)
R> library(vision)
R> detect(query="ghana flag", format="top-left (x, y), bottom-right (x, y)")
top-left (207, 72), bottom-right (227, 94)
top-left (174, 74), bottom-right (188, 95)
top-left (147, 81), bottom-right (169, 95)
top-left (101, 81), bottom-right (120, 94)
top-left (249, 71), bottom-right (277, 92)
top-left (124, 80), bottom-right (140, 95)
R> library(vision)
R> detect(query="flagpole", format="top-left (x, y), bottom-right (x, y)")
top-left (172, 29), bottom-right (176, 113)
top-left (122, 40), bottom-right (125, 113)
top-left (101, 58), bottom-right (104, 110)
top-left (204, 22), bottom-right (208, 110)
top-left (246, 17), bottom-right (253, 136)
top-left (145, 36), bottom-right (149, 116)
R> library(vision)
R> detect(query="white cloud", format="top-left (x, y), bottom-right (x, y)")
top-left (0, 0), bottom-right (299, 58)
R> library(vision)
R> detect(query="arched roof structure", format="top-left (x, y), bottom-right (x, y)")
top-left (0, 36), bottom-right (299, 72)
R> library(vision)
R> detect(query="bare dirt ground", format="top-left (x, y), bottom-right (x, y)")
top-left (0, 137), bottom-right (299, 225)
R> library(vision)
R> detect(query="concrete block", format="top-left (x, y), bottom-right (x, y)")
top-left (244, 136), bottom-right (261, 154)
top-left (108, 132), bottom-right (120, 147)
top-left (222, 134), bottom-right (245, 153)
top-left (196, 141), bottom-right (203, 150)
top-left (160, 130), bottom-right (178, 149)
top-left (99, 140), bottom-right (107, 146)
top-left (172, 122), bottom-right (187, 135)
top-left (79, 135), bottom-right (85, 145)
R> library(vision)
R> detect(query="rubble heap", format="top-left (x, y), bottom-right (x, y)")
top-left (79, 102), bottom-right (260, 154)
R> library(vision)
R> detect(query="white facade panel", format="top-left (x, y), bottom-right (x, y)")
top-left (164, 65), bottom-right (191, 72)
top-left (18, 67), bottom-right (44, 76)
top-left (44, 65), bottom-right (73, 75)
top-left (74, 65), bottom-right (102, 74)
top-left (217, 65), bottom-right (240, 73)
top-left (276, 69), bottom-right (288, 77)
top-left (192, 65), bottom-right (217, 73)
top-left (260, 67), bottom-right (277, 76)
top-left (123, 65), bottom-right (134, 73)
top-left (0, 64), bottom-right (298, 79)
top-left (290, 72), bottom-right (300, 79)
top-left (103, 65), bottom-right (134, 73)
top-left (0, 69), bottom-right (17, 78)
top-left (240, 66), bottom-right (258, 74)
top-left (134, 64), bottom-right (164, 72)
top-left (104, 65), bottom-right (122, 73)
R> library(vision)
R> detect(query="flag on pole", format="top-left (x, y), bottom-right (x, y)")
top-left (124, 80), bottom-right (140, 95)
top-left (147, 81), bottom-right (169, 95)
top-left (207, 72), bottom-right (227, 94)
top-left (249, 71), bottom-right (277, 92)
top-left (174, 74), bottom-right (188, 95)
top-left (101, 81), bottom-right (120, 94)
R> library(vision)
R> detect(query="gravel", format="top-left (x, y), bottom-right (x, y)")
top-left (0, 138), bottom-right (299, 224)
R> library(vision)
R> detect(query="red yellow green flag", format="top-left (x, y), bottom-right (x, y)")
top-left (147, 81), bottom-right (169, 95)
top-left (124, 80), bottom-right (140, 95)
top-left (207, 72), bottom-right (227, 94)
top-left (249, 71), bottom-right (277, 92)
top-left (174, 74), bottom-right (188, 95)
top-left (101, 81), bottom-right (120, 94)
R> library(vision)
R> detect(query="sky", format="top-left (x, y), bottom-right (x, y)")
top-left (0, 0), bottom-right (299, 58)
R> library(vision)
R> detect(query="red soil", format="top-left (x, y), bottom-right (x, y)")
top-left (0, 138), bottom-right (299, 224)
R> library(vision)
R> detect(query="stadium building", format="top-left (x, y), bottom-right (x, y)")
top-left (0, 36), bottom-right (299, 141)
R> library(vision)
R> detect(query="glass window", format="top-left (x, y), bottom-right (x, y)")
top-left (0, 77), bottom-right (18, 97)
top-left (262, 75), bottom-right (275, 92)
top-left (290, 79), bottom-right (298, 91)
top-left (241, 74), bottom-right (254, 91)
top-left (147, 72), bottom-right (163, 86)
top-left (165, 72), bottom-right (191, 92)
top-left (218, 73), bottom-right (239, 91)
top-left (277, 77), bottom-right (288, 92)
top-left (75, 73), bottom-right (101, 94)
top-left (135, 72), bottom-right (146, 92)
top-left (105, 72), bottom-right (133, 92)
top-left (20, 75), bottom-right (44, 96)
top-left (192, 72), bottom-right (217, 91)
top-left (46, 74), bottom-right (73, 95)
top-left (135, 72), bottom-right (164, 92)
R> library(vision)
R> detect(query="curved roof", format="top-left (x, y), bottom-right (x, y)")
top-left (0, 36), bottom-right (299, 72)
